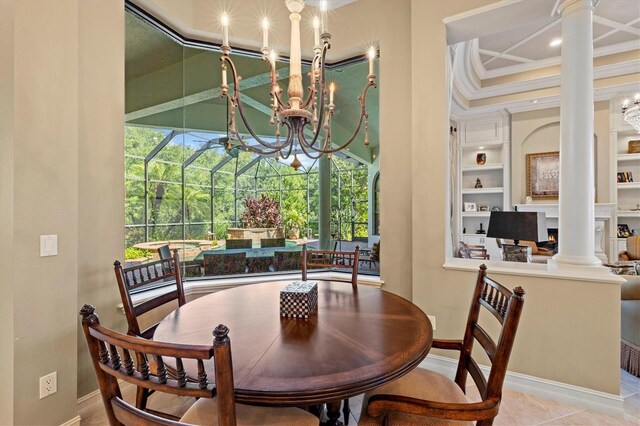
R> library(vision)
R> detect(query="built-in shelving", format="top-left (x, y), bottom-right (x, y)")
top-left (461, 212), bottom-right (491, 217)
top-left (617, 153), bottom-right (640, 162)
top-left (461, 163), bottom-right (504, 172)
top-left (618, 182), bottom-right (640, 189)
top-left (611, 114), bottom-right (640, 259)
top-left (618, 211), bottom-right (640, 218)
top-left (461, 187), bottom-right (504, 194)
top-left (455, 111), bottom-right (510, 261)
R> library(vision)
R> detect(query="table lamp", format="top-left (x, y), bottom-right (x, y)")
top-left (487, 211), bottom-right (547, 262)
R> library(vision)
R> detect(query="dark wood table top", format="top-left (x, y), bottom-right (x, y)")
top-left (154, 280), bottom-right (433, 406)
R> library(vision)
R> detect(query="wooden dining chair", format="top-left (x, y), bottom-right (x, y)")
top-left (79, 305), bottom-right (318, 426)
top-left (360, 264), bottom-right (525, 426)
top-left (114, 250), bottom-right (186, 410)
top-left (301, 243), bottom-right (360, 289)
top-left (301, 243), bottom-right (360, 423)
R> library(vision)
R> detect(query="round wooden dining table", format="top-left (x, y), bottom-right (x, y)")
top-left (154, 280), bottom-right (433, 424)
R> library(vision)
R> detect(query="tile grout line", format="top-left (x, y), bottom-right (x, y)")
top-left (535, 409), bottom-right (587, 425)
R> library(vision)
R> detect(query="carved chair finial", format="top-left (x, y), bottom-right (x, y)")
top-left (113, 260), bottom-right (121, 267)
top-left (513, 286), bottom-right (526, 299)
top-left (80, 304), bottom-right (99, 325)
top-left (214, 324), bottom-right (230, 342)
top-left (479, 264), bottom-right (488, 271)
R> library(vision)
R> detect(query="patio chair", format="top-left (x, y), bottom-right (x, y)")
top-left (203, 252), bottom-right (247, 276)
top-left (359, 241), bottom-right (380, 268)
top-left (273, 251), bottom-right (303, 272)
top-left (225, 239), bottom-right (252, 249)
top-left (260, 237), bottom-right (286, 248)
top-left (360, 264), bottom-right (526, 425)
top-left (79, 305), bottom-right (318, 426)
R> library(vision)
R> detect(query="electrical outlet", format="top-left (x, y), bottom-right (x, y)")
top-left (39, 372), bottom-right (57, 399)
top-left (428, 315), bottom-right (436, 331)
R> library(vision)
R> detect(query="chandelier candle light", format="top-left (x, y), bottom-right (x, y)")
top-left (219, 0), bottom-right (377, 168)
top-left (622, 93), bottom-right (640, 132)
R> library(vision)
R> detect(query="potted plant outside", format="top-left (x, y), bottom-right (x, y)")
top-left (284, 210), bottom-right (306, 239)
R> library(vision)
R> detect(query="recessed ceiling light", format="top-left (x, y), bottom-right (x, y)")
top-left (478, 146), bottom-right (485, 150)
top-left (532, 99), bottom-right (538, 104)
top-left (549, 38), bottom-right (562, 47)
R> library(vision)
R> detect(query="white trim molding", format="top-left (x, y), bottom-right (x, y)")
top-left (422, 355), bottom-right (625, 418)
top-left (60, 416), bottom-right (81, 426)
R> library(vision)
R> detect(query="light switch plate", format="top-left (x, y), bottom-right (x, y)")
top-left (40, 235), bottom-right (58, 257)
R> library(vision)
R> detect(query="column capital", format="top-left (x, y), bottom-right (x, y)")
top-left (557, 0), bottom-right (596, 16)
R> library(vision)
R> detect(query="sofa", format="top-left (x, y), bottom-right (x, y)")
top-left (621, 275), bottom-right (640, 377)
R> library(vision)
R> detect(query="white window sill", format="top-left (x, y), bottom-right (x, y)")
top-left (442, 258), bottom-right (625, 285)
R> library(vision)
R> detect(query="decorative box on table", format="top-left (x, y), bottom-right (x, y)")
top-left (280, 281), bottom-right (318, 319)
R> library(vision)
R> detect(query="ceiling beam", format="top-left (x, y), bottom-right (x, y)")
top-left (593, 15), bottom-right (640, 37)
top-left (593, 16), bottom-right (640, 43)
top-left (125, 67), bottom-right (289, 121)
top-left (482, 18), bottom-right (560, 66)
top-left (479, 49), bottom-right (533, 64)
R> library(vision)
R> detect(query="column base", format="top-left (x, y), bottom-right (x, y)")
top-left (550, 253), bottom-right (602, 267)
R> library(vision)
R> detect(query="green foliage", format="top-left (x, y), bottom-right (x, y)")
top-left (124, 246), bottom-right (152, 260)
top-left (242, 195), bottom-right (281, 228)
top-left (124, 125), bottom-right (371, 248)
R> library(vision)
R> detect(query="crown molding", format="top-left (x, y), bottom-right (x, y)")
top-left (469, 59), bottom-right (640, 100)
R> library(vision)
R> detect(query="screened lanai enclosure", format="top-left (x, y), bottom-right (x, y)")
top-left (124, 6), bottom-right (380, 278)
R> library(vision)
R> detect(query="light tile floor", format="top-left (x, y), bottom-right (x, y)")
top-left (80, 369), bottom-right (640, 425)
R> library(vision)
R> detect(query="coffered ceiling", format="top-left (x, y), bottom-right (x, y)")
top-left (450, 0), bottom-right (640, 117)
top-left (475, 0), bottom-right (640, 78)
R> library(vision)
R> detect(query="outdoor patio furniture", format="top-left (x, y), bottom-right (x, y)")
top-left (261, 237), bottom-right (286, 248)
top-left (203, 252), bottom-right (247, 276)
top-left (225, 238), bottom-right (252, 249)
top-left (273, 251), bottom-right (303, 272)
top-left (247, 256), bottom-right (273, 274)
top-left (360, 241), bottom-right (380, 268)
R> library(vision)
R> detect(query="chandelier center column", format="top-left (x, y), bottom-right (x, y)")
top-left (286, 0), bottom-right (304, 110)
top-left (552, 0), bottom-right (601, 266)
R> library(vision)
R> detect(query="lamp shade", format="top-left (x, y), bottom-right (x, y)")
top-left (487, 211), bottom-right (548, 243)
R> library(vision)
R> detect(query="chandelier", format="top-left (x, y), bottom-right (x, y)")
top-left (622, 94), bottom-right (640, 132)
top-left (219, 0), bottom-right (377, 168)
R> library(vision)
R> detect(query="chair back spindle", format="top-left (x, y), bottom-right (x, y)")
top-left (80, 304), bottom-right (236, 426)
top-left (114, 250), bottom-right (186, 339)
top-left (301, 244), bottom-right (360, 288)
top-left (454, 264), bottom-right (525, 404)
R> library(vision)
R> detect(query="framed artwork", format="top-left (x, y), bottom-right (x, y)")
top-left (527, 151), bottom-right (559, 200)
top-left (464, 202), bottom-right (477, 212)
top-left (618, 224), bottom-right (631, 238)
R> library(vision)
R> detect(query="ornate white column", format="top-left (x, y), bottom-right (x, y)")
top-left (552, 0), bottom-right (601, 266)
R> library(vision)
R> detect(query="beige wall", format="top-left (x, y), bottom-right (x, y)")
top-left (0, 1), bottom-right (125, 423)
top-left (511, 101), bottom-right (611, 205)
top-left (3, 1), bottom-right (80, 423)
top-left (0, 1), bottom-right (16, 423)
top-left (76, 1), bottom-right (126, 398)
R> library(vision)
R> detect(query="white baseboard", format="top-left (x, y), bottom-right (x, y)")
top-left (77, 387), bottom-right (102, 413)
top-left (60, 415), bottom-right (81, 426)
top-left (422, 355), bottom-right (625, 417)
